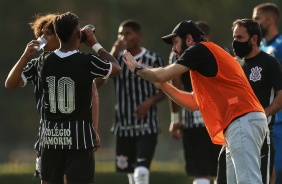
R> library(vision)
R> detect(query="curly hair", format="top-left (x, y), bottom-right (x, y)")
top-left (29, 13), bottom-right (58, 38)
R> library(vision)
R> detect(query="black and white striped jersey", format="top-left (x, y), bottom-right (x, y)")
top-left (22, 57), bottom-right (44, 118)
top-left (111, 48), bottom-right (164, 137)
top-left (22, 56), bottom-right (45, 151)
top-left (40, 50), bottom-right (112, 149)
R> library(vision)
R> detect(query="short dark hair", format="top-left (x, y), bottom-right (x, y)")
top-left (254, 3), bottom-right (280, 24)
top-left (196, 20), bottom-right (211, 37)
top-left (54, 12), bottom-right (79, 43)
top-left (120, 19), bottom-right (141, 32)
top-left (232, 19), bottom-right (262, 46)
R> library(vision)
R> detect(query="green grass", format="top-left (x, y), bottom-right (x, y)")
top-left (0, 172), bottom-right (193, 184)
top-left (0, 161), bottom-right (194, 184)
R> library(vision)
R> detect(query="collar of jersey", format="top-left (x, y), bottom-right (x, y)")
top-left (122, 47), bottom-right (147, 59)
top-left (54, 49), bottom-right (78, 58)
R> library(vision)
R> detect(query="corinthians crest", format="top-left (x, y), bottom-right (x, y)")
top-left (116, 155), bottom-right (128, 169)
top-left (249, 66), bottom-right (262, 82)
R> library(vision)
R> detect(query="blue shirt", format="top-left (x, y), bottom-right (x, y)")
top-left (260, 34), bottom-right (282, 124)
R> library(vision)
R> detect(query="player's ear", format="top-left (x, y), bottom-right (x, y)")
top-left (250, 35), bottom-right (257, 45)
top-left (186, 34), bottom-right (193, 46)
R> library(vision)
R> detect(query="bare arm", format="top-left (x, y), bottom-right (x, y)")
top-left (123, 51), bottom-right (187, 82)
top-left (169, 76), bottom-right (182, 113)
top-left (154, 81), bottom-right (199, 112)
top-left (5, 40), bottom-right (39, 89)
top-left (94, 77), bottom-right (106, 88)
top-left (265, 89), bottom-right (282, 116)
top-left (168, 75), bottom-right (183, 139)
top-left (134, 90), bottom-right (166, 119)
top-left (110, 39), bottom-right (126, 58)
top-left (82, 28), bottom-right (121, 77)
top-left (97, 49), bottom-right (121, 77)
top-left (92, 82), bottom-right (100, 152)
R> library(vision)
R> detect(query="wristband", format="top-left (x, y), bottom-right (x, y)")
top-left (171, 112), bottom-right (180, 123)
top-left (92, 43), bottom-right (103, 53)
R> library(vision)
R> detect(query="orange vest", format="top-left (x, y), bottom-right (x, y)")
top-left (190, 42), bottom-right (264, 145)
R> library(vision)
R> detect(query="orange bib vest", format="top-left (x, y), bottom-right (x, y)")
top-left (190, 42), bottom-right (264, 145)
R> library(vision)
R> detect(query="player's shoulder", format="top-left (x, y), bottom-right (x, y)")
top-left (260, 51), bottom-right (282, 67)
top-left (260, 51), bottom-right (279, 61)
top-left (83, 52), bottom-right (104, 62)
top-left (276, 34), bottom-right (282, 41)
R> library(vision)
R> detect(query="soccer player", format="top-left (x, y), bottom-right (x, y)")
top-left (123, 20), bottom-right (269, 184)
top-left (5, 13), bottom-right (63, 181)
top-left (253, 3), bottom-right (282, 183)
top-left (168, 21), bottom-right (221, 184)
top-left (5, 14), bottom-right (101, 184)
top-left (96, 19), bottom-right (165, 184)
top-left (38, 12), bottom-right (121, 184)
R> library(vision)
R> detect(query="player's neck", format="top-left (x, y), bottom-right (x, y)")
top-left (245, 47), bottom-right (261, 59)
top-left (264, 27), bottom-right (279, 42)
top-left (59, 43), bottom-right (79, 52)
top-left (127, 46), bottom-right (142, 57)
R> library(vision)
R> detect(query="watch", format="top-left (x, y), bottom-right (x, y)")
top-left (134, 65), bottom-right (144, 75)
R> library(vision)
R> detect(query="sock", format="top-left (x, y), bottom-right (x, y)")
top-left (127, 173), bottom-right (135, 184)
top-left (134, 166), bottom-right (149, 184)
top-left (193, 178), bottom-right (210, 184)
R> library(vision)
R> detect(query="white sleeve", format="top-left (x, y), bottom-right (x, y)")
top-left (21, 73), bottom-right (27, 87)
top-left (102, 62), bottom-right (112, 79)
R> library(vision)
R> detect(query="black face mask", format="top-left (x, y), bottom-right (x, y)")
top-left (232, 40), bottom-right (252, 58)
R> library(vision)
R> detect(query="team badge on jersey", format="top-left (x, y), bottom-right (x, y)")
top-left (116, 155), bottom-right (128, 169)
top-left (249, 66), bottom-right (262, 82)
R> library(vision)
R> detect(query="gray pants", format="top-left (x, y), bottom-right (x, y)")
top-left (224, 112), bottom-right (268, 184)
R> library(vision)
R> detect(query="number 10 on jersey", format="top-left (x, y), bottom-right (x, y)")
top-left (46, 76), bottom-right (75, 113)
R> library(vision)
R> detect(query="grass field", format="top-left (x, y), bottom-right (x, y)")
top-left (0, 161), bottom-right (195, 184)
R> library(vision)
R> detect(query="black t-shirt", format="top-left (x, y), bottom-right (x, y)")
top-left (243, 51), bottom-right (282, 127)
top-left (176, 43), bottom-right (218, 77)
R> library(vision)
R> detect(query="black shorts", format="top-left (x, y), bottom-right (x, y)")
top-left (41, 148), bottom-right (94, 184)
top-left (115, 134), bottom-right (157, 173)
top-left (182, 127), bottom-right (221, 177)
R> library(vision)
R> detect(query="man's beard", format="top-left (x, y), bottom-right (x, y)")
top-left (260, 26), bottom-right (268, 38)
top-left (179, 39), bottom-right (188, 55)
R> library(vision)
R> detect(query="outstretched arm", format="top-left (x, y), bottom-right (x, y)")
top-left (154, 81), bottom-right (199, 112)
top-left (123, 51), bottom-right (187, 82)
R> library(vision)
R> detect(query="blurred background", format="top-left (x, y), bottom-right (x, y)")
top-left (1, 0), bottom-right (282, 182)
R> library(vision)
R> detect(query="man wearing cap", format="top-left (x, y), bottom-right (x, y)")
top-left (123, 20), bottom-right (269, 184)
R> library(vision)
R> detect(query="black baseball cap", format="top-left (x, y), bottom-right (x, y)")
top-left (162, 20), bottom-right (204, 44)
